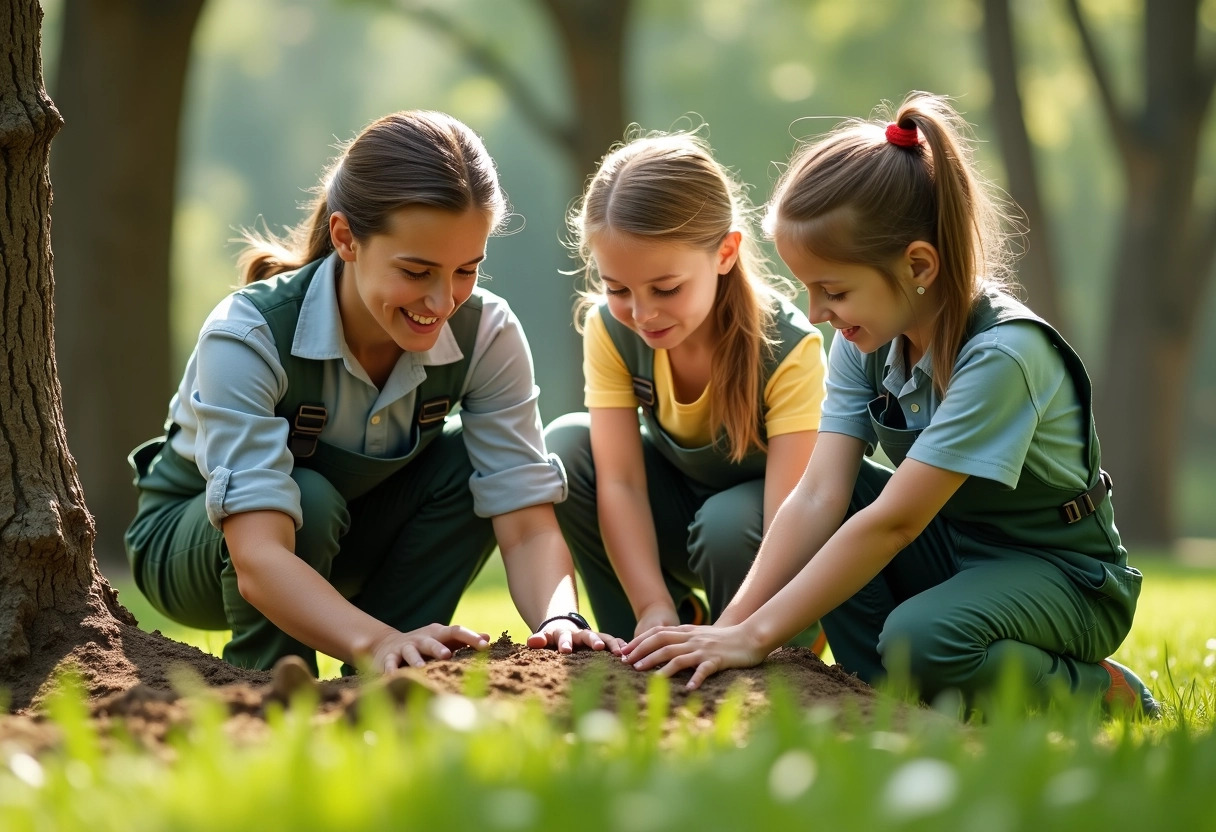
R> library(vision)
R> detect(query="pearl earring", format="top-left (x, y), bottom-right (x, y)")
top-left (916, 285), bottom-right (926, 295)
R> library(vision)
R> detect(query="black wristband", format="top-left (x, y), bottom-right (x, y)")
top-left (537, 612), bottom-right (591, 631)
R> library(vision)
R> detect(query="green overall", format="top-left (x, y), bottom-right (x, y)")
top-left (546, 299), bottom-right (816, 637)
top-left (823, 290), bottom-right (1141, 705)
top-left (124, 260), bottom-right (496, 672)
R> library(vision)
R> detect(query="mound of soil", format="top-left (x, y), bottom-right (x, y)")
top-left (0, 630), bottom-right (879, 755)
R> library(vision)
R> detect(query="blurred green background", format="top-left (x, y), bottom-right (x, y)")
top-left (34, 0), bottom-right (1216, 570)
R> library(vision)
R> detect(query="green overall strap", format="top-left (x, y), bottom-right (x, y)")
top-left (597, 297), bottom-right (810, 426)
top-left (414, 293), bottom-right (483, 428)
top-left (597, 297), bottom-right (814, 488)
top-left (861, 289), bottom-right (1109, 525)
top-left (240, 260), bottom-right (329, 458)
top-left (241, 259), bottom-right (484, 459)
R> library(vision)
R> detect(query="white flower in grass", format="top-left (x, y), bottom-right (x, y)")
top-left (9, 753), bottom-right (44, 788)
top-left (883, 758), bottom-right (958, 819)
top-left (768, 750), bottom-right (817, 802)
top-left (577, 709), bottom-right (623, 744)
top-left (430, 694), bottom-right (479, 731)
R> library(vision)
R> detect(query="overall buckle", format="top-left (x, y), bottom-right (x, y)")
top-left (289, 403), bottom-right (328, 459)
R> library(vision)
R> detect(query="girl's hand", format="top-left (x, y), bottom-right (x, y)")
top-left (633, 601), bottom-right (680, 639)
top-left (621, 623), bottom-right (768, 690)
top-left (526, 623), bottom-right (627, 656)
top-left (369, 624), bottom-right (491, 673)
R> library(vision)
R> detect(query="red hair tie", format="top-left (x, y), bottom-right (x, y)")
top-left (885, 122), bottom-right (919, 148)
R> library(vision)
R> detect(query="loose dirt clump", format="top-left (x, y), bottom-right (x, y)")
top-left (0, 631), bottom-right (883, 757)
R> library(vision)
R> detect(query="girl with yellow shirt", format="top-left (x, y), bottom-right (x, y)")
top-left (544, 131), bottom-right (828, 644)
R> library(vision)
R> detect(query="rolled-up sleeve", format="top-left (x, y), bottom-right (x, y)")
top-left (819, 334), bottom-right (880, 446)
top-left (459, 295), bottom-right (568, 517)
top-left (192, 297), bottom-right (303, 529)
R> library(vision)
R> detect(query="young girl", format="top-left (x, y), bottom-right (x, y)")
top-left (544, 132), bottom-right (829, 645)
top-left (622, 94), bottom-right (1158, 718)
top-left (126, 111), bottom-right (619, 675)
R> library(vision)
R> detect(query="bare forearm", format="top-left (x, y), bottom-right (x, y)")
top-left (745, 508), bottom-right (912, 650)
top-left (716, 485), bottom-right (847, 627)
top-left (235, 543), bottom-right (395, 665)
top-left (598, 482), bottom-right (673, 617)
top-left (500, 527), bottom-right (581, 630)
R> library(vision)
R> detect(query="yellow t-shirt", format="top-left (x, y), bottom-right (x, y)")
top-left (583, 305), bottom-right (826, 448)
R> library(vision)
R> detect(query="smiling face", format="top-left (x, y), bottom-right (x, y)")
top-left (774, 229), bottom-right (922, 355)
top-left (333, 205), bottom-right (492, 353)
top-left (590, 230), bottom-right (737, 351)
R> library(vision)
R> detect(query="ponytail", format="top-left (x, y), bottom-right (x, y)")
top-left (768, 92), bottom-right (1015, 394)
top-left (237, 193), bottom-right (335, 285)
top-left (237, 110), bottom-right (508, 285)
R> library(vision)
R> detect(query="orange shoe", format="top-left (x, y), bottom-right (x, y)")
top-left (1101, 659), bottom-right (1161, 719)
top-left (677, 593), bottom-right (708, 626)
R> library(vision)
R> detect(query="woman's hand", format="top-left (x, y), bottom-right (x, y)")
top-left (367, 624), bottom-right (491, 673)
top-left (526, 623), bottom-right (626, 655)
top-left (621, 623), bottom-right (769, 690)
top-left (633, 600), bottom-right (680, 639)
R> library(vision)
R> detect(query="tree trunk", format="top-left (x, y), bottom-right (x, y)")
top-left (1091, 1), bottom-right (1213, 545)
top-left (1, 0), bottom-right (262, 713)
top-left (51, 0), bottom-right (204, 567)
top-left (980, 0), bottom-right (1063, 326)
top-left (987, 0), bottom-right (1215, 546)
top-left (0, 0), bottom-right (130, 693)
top-left (539, 0), bottom-right (631, 181)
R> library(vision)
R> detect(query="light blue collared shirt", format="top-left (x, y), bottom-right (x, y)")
top-left (167, 255), bottom-right (566, 529)
top-left (819, 322), bottom-right (1088, 491)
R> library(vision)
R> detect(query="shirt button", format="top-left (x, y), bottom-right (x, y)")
top-left (370, 415), bottom-right (382, 425)
top-left (909, 404), bottom-right (920, 413)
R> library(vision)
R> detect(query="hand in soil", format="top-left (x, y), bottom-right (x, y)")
top-left (633, 602), bottom-right (680, 639)
top-left (622, 623), bottom-right (769, 690)
top-left (526, 625), bottom-right (626, 656)
top-left (371, 624), bottom-right (491, 672)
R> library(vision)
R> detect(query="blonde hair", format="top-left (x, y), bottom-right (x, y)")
top-left (238, 111), bottom-right (507, 284)
top-left (569, 130), bottom-right (797, 462)
top-left (766, 92), bottom-right (1014, 394)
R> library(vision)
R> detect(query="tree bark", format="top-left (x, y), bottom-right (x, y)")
top-left (51, 0), bottom-right (204, 566)
top-left (538, 0), bottom-right (631, 181)
top-left (1089, 0), bottom-right (1214, 545)
top-left (986, 0), bottom-right (1215, 545)
top-left (1, 0), bottom-right (130, 685)
top-left (1, 0), bottom-right (257, 714)
top-left (980, 0), bottom-right (1062, 326)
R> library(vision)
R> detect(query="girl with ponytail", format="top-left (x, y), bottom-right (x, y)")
top-left (126, 111), bottom-right (620, 676)
top-left (623, 94), bottom-right (1157, 720)
top-left (545, 130), bottom-right (828, 646)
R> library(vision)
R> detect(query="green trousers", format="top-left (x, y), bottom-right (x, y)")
top-left (125, 426), bottom-right (495, 673)
top-left (545, 412), bottom-right (773, 637)
top-left (824, 459), bottom-right (1132, 707)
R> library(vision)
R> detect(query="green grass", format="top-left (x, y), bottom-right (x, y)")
top-left (2, 550), bottom-right (1212, 831)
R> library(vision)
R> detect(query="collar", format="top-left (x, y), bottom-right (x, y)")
top-left (291, 253), bottom-right (465, 368)
top-left (882, 335), bottom-right (934, 396)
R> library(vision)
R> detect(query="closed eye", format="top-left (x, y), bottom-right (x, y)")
top-left (653, 285), bottom-right (681, 297)
top-left (822, 288), bottom-right (845, 301)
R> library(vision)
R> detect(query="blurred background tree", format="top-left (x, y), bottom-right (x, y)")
top-left (37, 0), bottom-right (1216, 565)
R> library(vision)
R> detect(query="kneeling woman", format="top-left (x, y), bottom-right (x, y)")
top-left (126, 111), bottom-right (617, 674)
